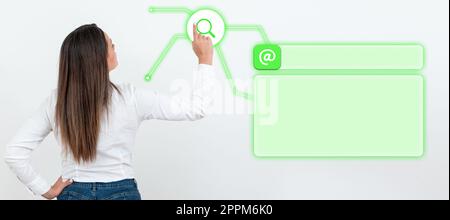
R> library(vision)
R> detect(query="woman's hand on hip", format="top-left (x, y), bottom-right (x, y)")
top-left (42, 176), bottom-right (73, 200)
top-left (192, 23), bottom-right (213, 65)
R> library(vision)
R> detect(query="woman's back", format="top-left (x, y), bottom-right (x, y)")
top-left (53, 83), bottom-right (139, 182)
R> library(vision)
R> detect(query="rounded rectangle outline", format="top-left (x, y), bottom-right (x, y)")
top-left (251, 74), bottom-right (426, 159)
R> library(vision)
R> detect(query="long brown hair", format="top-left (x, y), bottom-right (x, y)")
top-left (56, 24), bottom-right (118, 163)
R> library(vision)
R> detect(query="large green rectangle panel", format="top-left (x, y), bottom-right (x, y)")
top-left (280, 44), bottom-right (424, 70)
top-left (253, 75), bottom-right (424, 157)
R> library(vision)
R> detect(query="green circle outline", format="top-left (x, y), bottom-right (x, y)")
top-left (184, 7), bottom-right (227, 47)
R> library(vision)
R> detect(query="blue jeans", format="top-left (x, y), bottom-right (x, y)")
top-left (57, 179), bottom-right (141, 200)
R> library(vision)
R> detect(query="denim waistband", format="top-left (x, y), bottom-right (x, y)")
top-left (70, 178), bottom-right (137, 189)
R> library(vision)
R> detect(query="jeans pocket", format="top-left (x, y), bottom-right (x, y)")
top-left (57, 189), bottom-right (91, 200)
top-left (104, 190), bottom-right (141, 200)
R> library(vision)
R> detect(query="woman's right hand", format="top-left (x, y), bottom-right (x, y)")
top-left (192, 23), bottom-right (213, 65)
top-left (42, 176), bottom-right (73, 200)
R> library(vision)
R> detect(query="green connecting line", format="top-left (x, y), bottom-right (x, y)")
top-left (226, 24), bottom-right (270, 43)
top-left (215, 45), bottom-right (253, 100)
top-left (148, 6), bottom-right (192, 15)
top-left (144, 33), bottom-right (185, 81)
top-left (145, 7), bottom-right (269, 100)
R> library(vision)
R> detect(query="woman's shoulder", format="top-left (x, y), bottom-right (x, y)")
top-left (114, 82), bottom-right (137, 98)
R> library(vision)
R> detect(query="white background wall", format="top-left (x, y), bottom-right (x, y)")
top-left (0, 0), bottom-right (448, 199)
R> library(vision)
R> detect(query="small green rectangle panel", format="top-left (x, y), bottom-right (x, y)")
top-left (280, 44), bottom-right (424, 70)
top-left (253, 75), bottom-right (424, 157)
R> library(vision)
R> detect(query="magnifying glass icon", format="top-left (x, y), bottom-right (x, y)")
top-left (196, 18), bottom-right (216, 38)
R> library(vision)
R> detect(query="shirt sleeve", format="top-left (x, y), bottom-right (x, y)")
top-left (4, 96), bottom-right (53, 196)
top-left (135, 64), bottom-right (215, 121)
